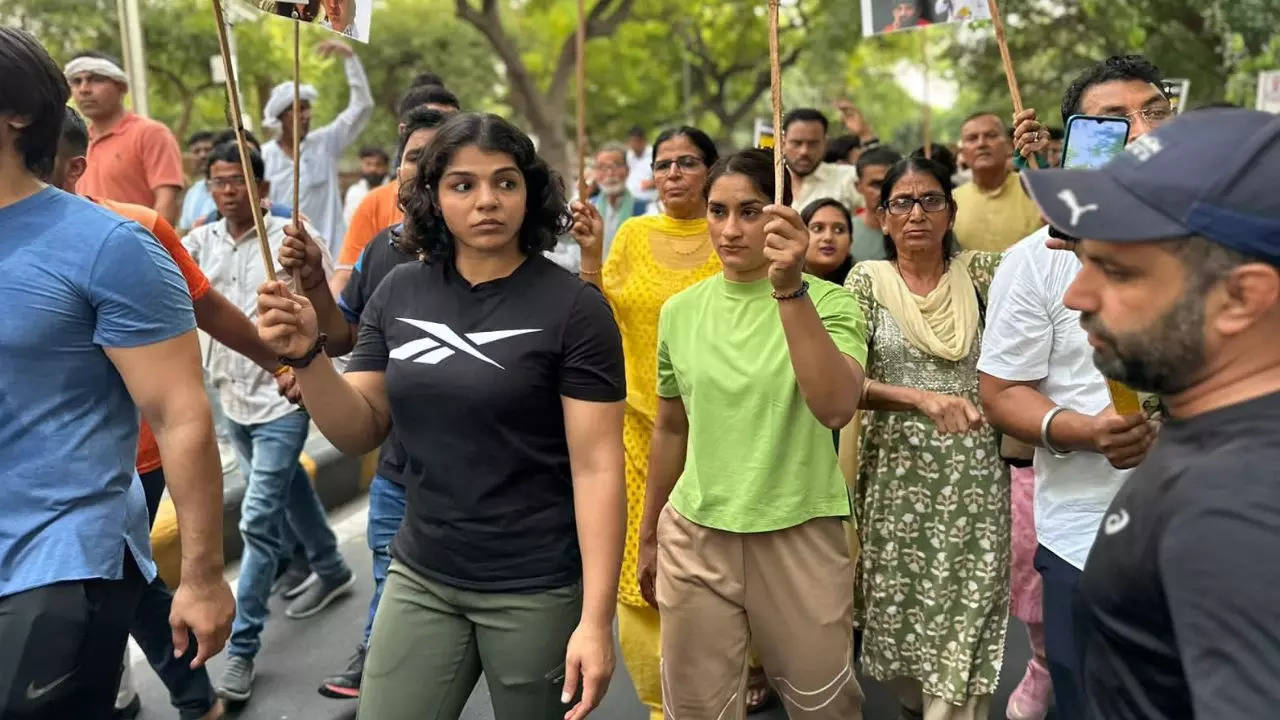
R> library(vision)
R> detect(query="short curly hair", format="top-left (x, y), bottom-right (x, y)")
top-left (400, 112), bottom-right (569, 263)
top-left (1060, 55), bottom-right (1165, 126)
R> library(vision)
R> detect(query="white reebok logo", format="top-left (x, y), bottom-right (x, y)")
top-left (1103, 509), bottom-right (1130, 536)
top-left (388, 318), bottom-right (540, 370)
top-left (1058, 189), bottom-right (1099, 227)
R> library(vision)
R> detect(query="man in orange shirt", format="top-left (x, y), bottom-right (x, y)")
top-left (52, 108), bottom-right (294, 720)
top-left (331, 86), bottom-right (458, 293)
top-left (65, 52), bottom-right (184, 225)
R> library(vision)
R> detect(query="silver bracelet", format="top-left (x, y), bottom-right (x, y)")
top-left (1040, 406), bottom-right (1071, 457)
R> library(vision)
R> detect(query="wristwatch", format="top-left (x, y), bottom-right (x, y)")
top-left (279, 333), bottom-right (327, 369)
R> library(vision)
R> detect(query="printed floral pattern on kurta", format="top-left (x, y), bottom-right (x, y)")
top-left (845, 252), bottom-right (1010, 705)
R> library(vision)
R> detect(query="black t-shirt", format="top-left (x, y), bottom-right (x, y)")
top-left (1079, 390), bottom-right (1280, 719)
top-left (347, 254), bottom-right (625, 592)
top-left (339, 225), bottom-right (417, 485)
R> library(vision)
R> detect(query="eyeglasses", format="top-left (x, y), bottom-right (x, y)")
top-left (1119, 105), bottom-right (1174, 125)
top-left (653, 156), bottom-right (704, 176)
top-left (209, 176), bottom-right (249, 190)
top-left (884, 194), bottom-right (948, 215)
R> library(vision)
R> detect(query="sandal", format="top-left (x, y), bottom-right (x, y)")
top-left (745, 665), bottom-right (777, 714)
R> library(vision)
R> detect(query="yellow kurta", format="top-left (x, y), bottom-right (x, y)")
top-left (602, 214), bottom-right (721, 607)
top-left (952, 171), bottom-right (1045, 253)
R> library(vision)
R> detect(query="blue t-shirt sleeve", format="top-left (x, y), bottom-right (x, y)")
top-left (89, 222), bottom-right (196, 348)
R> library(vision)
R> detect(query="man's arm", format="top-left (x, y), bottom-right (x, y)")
top-left (193, 289), bottom-right (279, 371)
top-left (314, 41), bottom-right (373, 153)
top-left (152, 186), bottom-right (181, 227)
top-left (105, 331), bottom-right (234, 667)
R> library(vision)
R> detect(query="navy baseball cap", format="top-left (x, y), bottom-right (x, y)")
top-left (1022, 108), bottom-right (1280, 264)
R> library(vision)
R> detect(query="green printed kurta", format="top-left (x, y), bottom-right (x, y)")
top-left (845, 253), bottom-right (1010, 705)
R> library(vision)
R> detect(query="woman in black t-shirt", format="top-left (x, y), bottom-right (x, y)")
top-left (256, 113), bottom-right (627, 720)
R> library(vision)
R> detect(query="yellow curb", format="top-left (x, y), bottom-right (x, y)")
top-left (299, 451), bottom-right (317, 481)
top-left (151, 495), bottom-right (182, 587)
top-left (359, 451), bottom-right (377, 492)
top-left (150, 449), bottom-right (375, 587)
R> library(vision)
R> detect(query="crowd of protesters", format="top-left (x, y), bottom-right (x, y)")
top-left (3, 21), bottom-right (1280, 720)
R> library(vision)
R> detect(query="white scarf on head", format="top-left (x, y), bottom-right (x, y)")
top-left (63, 56), bottom-right (129, 85)
top-left (262, 81), bottom-right (318, 130)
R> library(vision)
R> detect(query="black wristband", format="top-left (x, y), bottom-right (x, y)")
top-left (279, 333), bottom-right (327, 369)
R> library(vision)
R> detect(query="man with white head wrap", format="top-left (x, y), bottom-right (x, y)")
top-left (65, 51), bottom-right (185, 225)
top-left (260, 38), bottom-right (372, 257)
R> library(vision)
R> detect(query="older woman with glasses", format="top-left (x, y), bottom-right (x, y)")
top-left (843, 156), bottom-right (1008, 720)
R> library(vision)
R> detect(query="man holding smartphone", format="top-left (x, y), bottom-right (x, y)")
top-left (1024, 107), bottom-right (1280, 719)
top-left (977, 54), bottom-right (1172, 720)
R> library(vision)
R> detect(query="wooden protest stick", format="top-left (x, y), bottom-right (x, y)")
top-left (292, 12), bottom-right (301, 226)
top-left (986, 0), bottom-right (1023, 115)
top-left (575, 0), bottom-right (588, 201)
top-left (767, 0), bottom-right (783, 205)
top-left (210, 0), bottom-right (277, 282)
top-left (921, 31), bottom-right (932, 159)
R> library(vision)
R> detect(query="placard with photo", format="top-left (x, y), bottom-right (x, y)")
top-left (227, 0), bottom-right (372, 43)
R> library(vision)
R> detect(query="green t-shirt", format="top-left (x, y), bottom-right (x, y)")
top-left (656, 273), bottom-right (869, 533)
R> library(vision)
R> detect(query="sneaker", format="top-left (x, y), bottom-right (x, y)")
top-left (280, 571), bottom-right (319, 600)
top-left (318, 645), bottom-right (366, 699)
top-left (1006, 657), bottom-right (1052, 720)
top-left (111, 694), bottom-right (141, 719)
top-left (215, 655), bottom-right (255, 702)
top-left (273, 558), bottom-right (316, 597)
top-left (286, 571), bottom-right (356, 619)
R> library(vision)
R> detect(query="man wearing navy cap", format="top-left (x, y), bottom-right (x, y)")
top-left (1023, 108), bottom-right (1280, 718)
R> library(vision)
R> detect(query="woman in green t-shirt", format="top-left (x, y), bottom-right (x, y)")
top-left (636, 148), bottom-right (869, 719)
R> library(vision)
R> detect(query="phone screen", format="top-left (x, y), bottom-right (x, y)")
top-left (1061, 115), bottom-right (1130, 170)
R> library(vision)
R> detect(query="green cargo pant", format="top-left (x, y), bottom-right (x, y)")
top-left (357, 559), bottom-right (583, 720)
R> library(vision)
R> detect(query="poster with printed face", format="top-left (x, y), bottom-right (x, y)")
top-left (1258, 71), bottom-right (1280, 114)
top-left (861, 0), bottom-right (990, 37)
top-left (227, 0), bottom-right (372, 43)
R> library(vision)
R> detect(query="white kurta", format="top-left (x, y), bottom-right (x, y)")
top-left (262, 54), bottom-right (373, 258)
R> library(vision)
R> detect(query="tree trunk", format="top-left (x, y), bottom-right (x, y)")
top-left (454, 0), bottom-right (634, 181)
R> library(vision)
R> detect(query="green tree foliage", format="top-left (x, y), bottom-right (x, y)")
top-left (9, 0), bottom-right (1277, 174)
top-left (10, 0), bottom-right (499, 157)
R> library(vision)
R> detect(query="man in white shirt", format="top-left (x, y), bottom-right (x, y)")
top-left (978, 228), bottom-right (1155, 720)
top-left (261, 39), bottom-right (373, 258)
top-left (624, 125), bottom-right (656, 203)
top-left (781, 107), bottom-right (861, 214)
top-left (342, 146), bottom-right (389, 223)
top-left (978, 53), bottom-right (1173, 720)
top-left (184, 141), bottom-right (354, 704)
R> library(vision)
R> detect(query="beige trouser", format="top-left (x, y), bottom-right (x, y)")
top-left (656, 504), bottom-right (864, 719)
top-left (887, 677), bottom-right (991, 720)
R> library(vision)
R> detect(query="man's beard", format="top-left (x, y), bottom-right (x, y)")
top-left (788, 162), bottom-right (817, 178)
top-left (362, 173), bottom-right (387, 187)
top-left (599, 180), bottom-right (626, 196)
top-left (1081, 291), bottom-right (1208, 395)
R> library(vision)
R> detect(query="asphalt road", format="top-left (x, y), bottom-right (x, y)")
top-left (129, 498), bottom-right (1043, 720)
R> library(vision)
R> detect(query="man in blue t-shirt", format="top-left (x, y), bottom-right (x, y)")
top-left (0, 29), bottom-right (234, 718)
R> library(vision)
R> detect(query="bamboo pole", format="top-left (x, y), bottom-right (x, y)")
top-left (922, 30), bottom-right (932, 159)
top-left (210, 0), bottom-right (277, 281)
top-left (575, 0), bottom-right (588, 201)
top-left (767, 0), bottom-right (783, 204)
top-left (292, 13), bottom-right (301, 227)
top-left (986, 0), bottom-right (1024, 115)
